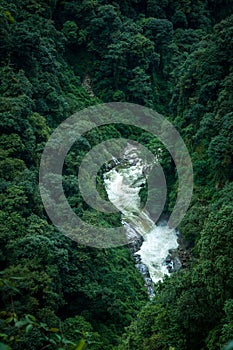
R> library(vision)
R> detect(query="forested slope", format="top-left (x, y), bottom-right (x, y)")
top-left (0, 0), bottom-right (232, 349)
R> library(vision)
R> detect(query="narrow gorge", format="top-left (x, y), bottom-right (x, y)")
top-left (104, 144), bottom-right (181, 296)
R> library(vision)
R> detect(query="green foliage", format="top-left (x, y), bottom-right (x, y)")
top-left (62, 21), bottom-right (78, 44)
top-left (0, 0), bottom-right (233, 349)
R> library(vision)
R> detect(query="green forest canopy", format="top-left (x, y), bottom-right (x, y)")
top-left (0, 0), bottom-right (232, 349)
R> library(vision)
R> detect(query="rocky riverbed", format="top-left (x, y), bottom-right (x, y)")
top-left (104, 144), bottom-right (191, 298)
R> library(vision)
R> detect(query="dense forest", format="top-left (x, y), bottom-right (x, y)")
top-left (0, 0), bottom-right (233, 349)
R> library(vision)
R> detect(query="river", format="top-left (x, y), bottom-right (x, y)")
top-left (104, 144), bottom-right (180, 296)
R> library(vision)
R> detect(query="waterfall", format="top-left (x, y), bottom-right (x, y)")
top-left (104, 144), bottom-right (181, 296)
top-left (136, 224), bottom-right (179, 284)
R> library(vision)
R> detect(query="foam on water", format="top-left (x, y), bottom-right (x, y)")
top-left (104, 147), bottom-right (178, 285)
top-left (136, 225), bottom-right (178, 283)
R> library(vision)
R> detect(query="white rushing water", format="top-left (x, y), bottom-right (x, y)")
top-left (104, 145), bottom-right (179, 285)
top-left (135, 224), bottom-right (178, 283)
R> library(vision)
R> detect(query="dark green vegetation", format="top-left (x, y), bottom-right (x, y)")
top-left (0, 0), bottom-right (232, 349)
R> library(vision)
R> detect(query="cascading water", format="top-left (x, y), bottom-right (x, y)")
top-left (135, 223), bottom-right (179, 283)
top-left (104, 144), bottom-right (181, 296)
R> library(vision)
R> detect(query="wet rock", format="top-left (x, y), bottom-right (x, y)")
top-left (145, 277), bottom-right (153, 286)
top-left (148, 287), bottom-right (155, 299)
top-left (136, 263), bottom-right (148, 275)
top-left (174, 256), bottom-right (182, 270)
top-left (164, 249), bottom-right (182, 273)
top-left (168, 248), bottom-right (177, 255)
top-left (134, 254), bottom-right (141, 264)
top-left (167, 256), bottom-right (182, 272)
top-left (124, 222), bottom-right (143, 253)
